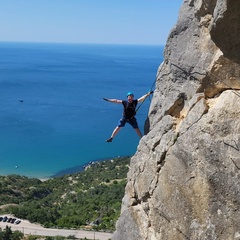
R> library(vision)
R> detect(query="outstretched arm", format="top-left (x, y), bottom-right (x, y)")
top-left (103, 98), bottom-right (122, 104)
top-left (137, 91), bottom-right (153, 102)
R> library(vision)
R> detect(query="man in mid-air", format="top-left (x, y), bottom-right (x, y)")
top-left (103, 91), bottom-right (153, 142)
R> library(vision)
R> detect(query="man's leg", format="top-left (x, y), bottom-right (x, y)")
top-left (130, 118), bottom-right (142, 138)
top-left (107, 118), bottom-right (126, 142)
top-left (134, 128), bottom-right (143, 138)
top-left (106, 126), bottom-right (121, 142)
top-left (111, 126), bottom-right (121, 138)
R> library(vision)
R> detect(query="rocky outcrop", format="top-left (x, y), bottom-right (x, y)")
top-left (112, 0), bottom-right (240, 239)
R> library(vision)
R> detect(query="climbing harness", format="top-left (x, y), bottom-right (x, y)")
top-left (123, 100), bottom-right (137, 119)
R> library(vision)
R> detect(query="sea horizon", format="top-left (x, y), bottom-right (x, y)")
top-left (0, 40), bottom-right (163, 47)
top-left (0, 42), bottom-right (164, 179)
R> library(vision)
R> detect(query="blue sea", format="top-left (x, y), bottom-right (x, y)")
top-left (0, 42), bottom-right (163, 178)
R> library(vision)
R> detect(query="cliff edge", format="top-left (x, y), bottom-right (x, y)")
top-left (112, 0), bottom-right (240, 239)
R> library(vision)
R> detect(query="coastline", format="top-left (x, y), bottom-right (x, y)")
top-left (49, 155), bottom-right (129, 178)
top-left (0, 155), bottom-right (131, 181)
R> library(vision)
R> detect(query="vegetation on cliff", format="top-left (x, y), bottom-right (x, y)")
top-left (0, 156), bottom-right (130, 232)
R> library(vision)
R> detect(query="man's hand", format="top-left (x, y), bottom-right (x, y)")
top-left (103, 98), bottom-right (109, 101)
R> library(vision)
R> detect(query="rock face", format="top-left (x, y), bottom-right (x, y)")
top-left (112, 0), bottom-right (240, 239)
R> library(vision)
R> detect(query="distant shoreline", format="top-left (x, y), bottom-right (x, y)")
top-left (50, 155), bottom-right (131, 178)
top-left (0, 155), bottom-right (131, 181)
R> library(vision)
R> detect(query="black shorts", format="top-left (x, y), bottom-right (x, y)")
top-left (118, 116), bottom-right (139, 129)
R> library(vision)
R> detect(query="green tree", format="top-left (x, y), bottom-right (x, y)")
top-left (11, 230), bottom-right (24, 240)
top-left (27, 236), bottom-right (39, 240)
top-left (3, 225), bottom-right (12, 240)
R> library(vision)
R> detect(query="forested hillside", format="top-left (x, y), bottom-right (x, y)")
top-left (0, 157), bottom-right (130, 232)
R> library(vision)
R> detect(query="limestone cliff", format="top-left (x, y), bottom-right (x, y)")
top-left (112, 0), bottom-right (240, 239)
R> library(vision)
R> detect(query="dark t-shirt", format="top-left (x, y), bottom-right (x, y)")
top-left (122, 99), bottom-right (138, 119)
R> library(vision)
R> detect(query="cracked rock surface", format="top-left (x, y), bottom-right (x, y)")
top-left (112, 0), bottom-right (240, 239)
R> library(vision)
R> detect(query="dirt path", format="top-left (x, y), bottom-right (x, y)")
top-left (0, 216), bottom-right (112, 240)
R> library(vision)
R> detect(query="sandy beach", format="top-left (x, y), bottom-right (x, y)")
top-left (0, 215), bottom-right (112, 240)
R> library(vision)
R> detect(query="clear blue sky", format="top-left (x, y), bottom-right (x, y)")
top-left (0, 0), bottom-right (182, 45)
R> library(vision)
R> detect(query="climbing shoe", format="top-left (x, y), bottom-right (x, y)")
top-left (106, 137), bottom-right (113, 142)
